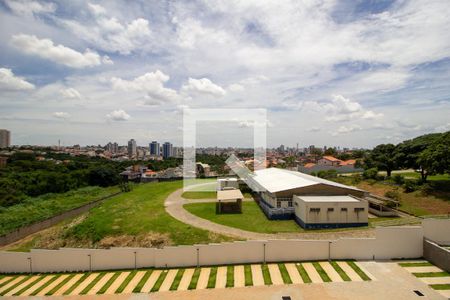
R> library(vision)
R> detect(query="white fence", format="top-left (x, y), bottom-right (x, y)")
top-left (1, 219), bottom-right (448, 274)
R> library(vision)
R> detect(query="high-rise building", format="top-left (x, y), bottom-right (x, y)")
top-left (106, 142), bottom-right (119, 153)
top-left (162, 142), bottom-right (173, 159)
top-left (0, 129), bottom-right (11, 149)
top-left (128, 139), bottom-right (137, 158)
top-left (150, 141), bottom-right (160, 156)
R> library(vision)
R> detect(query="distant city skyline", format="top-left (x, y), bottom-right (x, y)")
top-left (1, 1), bottom-right (449, 148)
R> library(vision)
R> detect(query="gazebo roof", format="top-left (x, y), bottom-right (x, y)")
top-left (217, 189), bottom-right (244, 201)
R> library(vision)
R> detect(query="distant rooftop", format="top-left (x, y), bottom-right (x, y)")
top-left (296, 195), bottom-right (361, 203)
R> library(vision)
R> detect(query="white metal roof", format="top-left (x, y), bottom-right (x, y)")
top-left (217, 189), bottom-right (244, 201)
top-left (296, 195), bottom-right (361, 203)
top-left (250, 167), bottom-right (363, 194)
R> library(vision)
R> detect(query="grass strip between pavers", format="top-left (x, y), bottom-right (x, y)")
top-left (207, 267), bottom-right (218, 289)
top-left (398, 262), bottom-right (433, 267)
top-left (151, 270), bottom-right (168, 292)
top-left (116, 271), bottom-right (137, 293)
top-left (278, 263), bottom-right (292, 284)
top-left (430, 284), bottom-right (450, 290)
top-left (80, 272), bottom-right (106, 294)
top-left (312, 262), bottom-right (331, 282)
top-left (14, 275), bottom-right (45, 296)
top-left (47, 274), bottom-right (75, 295)
top-left (0, 275), bottom-right (32, 296)
top-left (347, 261), bottom-right (371, 281)
top-left (413, 272), bottom-right (450, 277)
top-left (261, 264), bottom-right (272, 285)
top-left (170, 269), bottom-right (185, 291)
top-left (296, 263), bottom-right (312, 283)
top-left (244, 265), bottom-right (253, 286)
top-left (188, 268), bottom-right (201, 290)
top-left (133, 270), bottom-right (153, 293)
top-left (31, 274), bottom-right (61, 296)
top-left (330, 261), bottom-right (351, 281)
top-left (226, 265), bottom-right (234, 288)
top-left (0, 276), bottom-right (16, 289)
top-left (98, 272), bottom-right (120, 294)
top-left (64, 273), bottom-right (90, 295)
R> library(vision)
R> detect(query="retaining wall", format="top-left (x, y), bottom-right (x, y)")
top-left (423, 239), bottom-right (450, 273)
top-left (1, 219), bottom-right (448, 274)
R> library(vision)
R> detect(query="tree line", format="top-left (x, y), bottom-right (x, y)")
top-left (363, 131), bottom-right (449, 181)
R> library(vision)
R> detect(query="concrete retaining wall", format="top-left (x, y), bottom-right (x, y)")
top-left (423, 239), bottom-right (450, 272)
top-left (0, 225), bottom-right (428, 274)
top-left (423, 218), bottom-right (450, 244)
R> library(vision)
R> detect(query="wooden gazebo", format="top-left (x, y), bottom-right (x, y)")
top-left (216, 189), bottom-right (243, 214)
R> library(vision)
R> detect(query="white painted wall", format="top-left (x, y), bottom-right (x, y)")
top-left (1, 219), bottom-right (448, 274)
top-left (423, 219), bottom-right (450, 244)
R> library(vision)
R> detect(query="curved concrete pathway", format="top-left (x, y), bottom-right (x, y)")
top-left (165, 186), bottom-right (375, 240)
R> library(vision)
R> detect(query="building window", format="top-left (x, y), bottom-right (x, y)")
top-left (341, 208), bottom-right (347, 212)
top-left (327, 208), bottom-right (334, 212)
top-left (288, 201), bottom-right (293, 207)
top-left (354, 207), bottom-right (365, 212)
top-left (277, 201), bottom-right (281, 208)
top-left (309, 208), bottom-right (320, 213)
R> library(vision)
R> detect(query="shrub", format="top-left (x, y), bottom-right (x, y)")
top-left (363, 168), bottom-right (378, 180)
top-left (420, 183), bottom-right (433, 195)
top-left (404, 180), bottom-right (418, 193)
top-left (384, 190), bottom-right (400, 202)
top-left (351, 174), bottom-right (362, 184)
top-left (392, 174), bottom-right (405, 185)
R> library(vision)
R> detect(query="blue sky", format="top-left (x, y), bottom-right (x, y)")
top-left (0, 0), bottom-right (449, 148)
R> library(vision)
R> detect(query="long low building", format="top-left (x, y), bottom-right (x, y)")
top-left (244, 167), bottom-right (368, 228)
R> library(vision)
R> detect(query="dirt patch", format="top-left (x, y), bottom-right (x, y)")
top-left (97, 233), bottom-right (172, 248)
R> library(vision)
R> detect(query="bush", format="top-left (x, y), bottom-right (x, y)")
top-left (351, 174), bottom-right (362, 184)
top-left (420, 183), bottom-right (433, 195)
top-left (403, 180), bottom-right (418, 193)
top-left (363, 168), bottom-right (378, 180)
top-left (392, 174), bottom-right (405, 185)
top-left (384, 190), bottom-right (400, 202)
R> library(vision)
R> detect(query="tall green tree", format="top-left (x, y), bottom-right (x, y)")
top-left (366, 144), bottom-right (398, 177)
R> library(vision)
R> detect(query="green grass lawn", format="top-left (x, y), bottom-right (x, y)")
top-left (0, 186), bottom-right (120, 236)
top-left (64, 181), bottom-right (234, 246)
top-left (181, 191), bottom-right (253, 199)
top-left (184, 201), bottom-right (301, 233)
top-left (8, 181), bottom-right (234, 251)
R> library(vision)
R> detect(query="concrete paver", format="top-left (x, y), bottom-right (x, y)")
top-left (159, 269), bottom-right (178, 292)
top-left (404, 266), bottom-right (444, 273)
top-left (4, 275), bottom-right (40, 296)
top-left (36, 274), bottom-right (69, 296)
top-left (21, 275), bottom-right (54, 296)
top-left (105, 272), bottom-right (130, 294)
top-left (215, 267), bottom-right (227, 289)
top-left (285, 263), bottom-right (303, 284)
top-left (69, 273), bottom-right (100, 296)
top-left (251, 264), bottom-right (264, 286)
top-left (0, 277), bottom-right (13, 285)
top-left (336, 261), bottom-right (363, 282)
top-left (196, 268), bottom-right (210, 290)
top-left (178, 268), bottom-right (195, 291)
top-left (234, 265), bottom-right (245, 287)
top-left (438, 290), bottom-right (450, 299)
top-left (141, 270), bottom-right (161, 293)
top-left (0, 275), bottom-right (26, 294)
top-left (420, 276), bottom-right (450, 284)
top-left (122, 271), bottom-right (147, 294)
top-left (302, 263), bottom-right (323, 283)
top-left (319, 262), bottom-right (343, 282)
top-left (52, 274), bottom-right (83, 296)
top-left (268, 264), bottom-right (284, 285)
top-left (354, 262), bottom-right (376, 280)
top-left (87, 272), bottom-right (115, 295)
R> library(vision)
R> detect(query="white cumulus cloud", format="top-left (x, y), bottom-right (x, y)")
top-left (0, 68), bottom-right (35, 90)
top-left (60, 88), bottom-right (82, 99)
top-left (181, 78), bottom-right (226, 97)
top-left (332, 124), bottom-right (362, 136)
top-left (10, 34), bottom-right (108, 68)
top-left (111, 70), bottom-right (178, 104)
top-left (53, 112), bottom-right (70, 119)
top-left (4, 0), bottom-right (56, 16)
top-left (106, 109), bottom-right (130, 121)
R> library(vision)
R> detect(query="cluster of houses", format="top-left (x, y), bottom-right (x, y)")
top-left (298, 155), bottom-right (363, 174)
